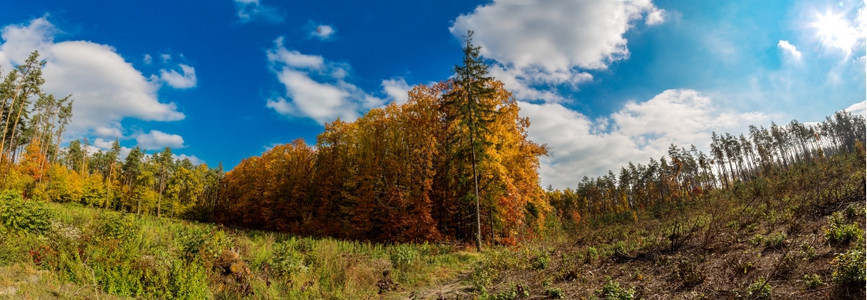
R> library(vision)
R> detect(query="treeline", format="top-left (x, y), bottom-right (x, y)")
top-left (213, 34), bottom-right (548, 244)
top-left (1, 42), bottom-right (551, 246)
top-left (548, 110), bottom-right (866, 227)
top-left (214, 79), bottom-right (548, 243)
top-left (1, 51), bottom-right (73, 174)
top-left (1, 51), bottom-right (225, 220)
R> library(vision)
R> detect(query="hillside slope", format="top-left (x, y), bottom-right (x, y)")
top-left (430, 152), bottom-right (866, 299)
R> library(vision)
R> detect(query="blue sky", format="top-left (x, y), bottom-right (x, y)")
top-left (1, 0), bottom-right (864, 188)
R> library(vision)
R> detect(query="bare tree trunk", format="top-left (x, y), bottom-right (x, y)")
top-left (472, 132), bottom-right (482, 251)
top-left (0, 81), bottom-right (24, 160)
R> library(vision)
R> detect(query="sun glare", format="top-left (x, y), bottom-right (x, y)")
top-left (811, 10), bottom-right (859, 55)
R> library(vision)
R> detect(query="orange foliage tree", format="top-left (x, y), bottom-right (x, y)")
top-left (216, 79), bottom-right (548, 244)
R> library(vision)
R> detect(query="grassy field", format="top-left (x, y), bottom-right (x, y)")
top-left (0, 152), bottom-right (864, 299)
top-left (0, 196), bottom-right (480, 299)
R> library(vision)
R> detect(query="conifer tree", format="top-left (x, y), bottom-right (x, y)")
top-left (448, 30), bottom-right (495, 251)
top-left (1, 51), bottom-right (45, 162)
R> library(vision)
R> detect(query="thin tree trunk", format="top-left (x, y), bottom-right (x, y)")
top-left (0, 81), bottom-right (25, 161)
top-left (471, 129), bottom-right (482, 251)
top-left (7, 91), bottom-right (29, 162)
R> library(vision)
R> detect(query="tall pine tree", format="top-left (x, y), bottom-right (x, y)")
top-left (449, 31), bottom-right (496, 251)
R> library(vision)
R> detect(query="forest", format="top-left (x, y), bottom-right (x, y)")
top-left (2, 46), bottom-right (863, 244)
top-left (0, 39), bottom-right (865, 299)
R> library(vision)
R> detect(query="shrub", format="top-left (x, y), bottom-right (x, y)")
top-left (0, 190), bottom-right (52, 234)
top-left (612, 241), bottom-right (627, 255)
top-left (585, 247), bottom-right (598, 264)
top-left (598, 279), bottom-right (634, 300)
top-left (763, 231), bottom-right (787, 249)
top-left (168, 260), bottom-right (211, 299)
top-left (95, 212), bottom-right (140, 242)
top-left (269, 240), bottom-right (308, 277)
top-left (530, 249), bottom-right (550, 270)
top-left (94, 259), bottom-right (146, 297)
top-left (469, 262), bottom-right (497, 292)
top-left (800, 242), bottom-right (816, 260)
top-left (831, 248), bottom-right (866, 285)
top-left (746, 276), bottom-right (772, 300)
top-left (546, 287), bottom-right (564, 299)
top-left (844, 204), bottom-right (864, 219)
top-left (804, 273), bottom-right (822, 290)
top-left (750, 234), bottom-right (764, 247)
top-left (825, 212), bottom-right (863, 245)
top-left (178, 226), bottom-right (229, 263)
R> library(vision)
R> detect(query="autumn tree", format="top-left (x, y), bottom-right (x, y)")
top-left (215, 77), bottom-right (547, 244)
top-left (165, 165), bottom-right (205, 218)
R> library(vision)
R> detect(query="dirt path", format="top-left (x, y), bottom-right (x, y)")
top-left (389, 272), bottom-right (473, 300)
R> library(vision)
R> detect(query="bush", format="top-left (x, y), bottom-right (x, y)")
top-left (763, 231), bottom-right (787, 249)
top-left (598, 279), bottom-right (634, 300)
top-left (0, 190), bottom-right (52, 234)
top-left (168, 260), bottom-right (211, 299)
top-left (800, 242), bottom-right (816, 260)
top-left (825, 212), bottom-right (863, 245)
top-left (750, 234), bottom-right (764, 247)
top-left (269, 240), bottom-right (308, 277)
top-left (831, 248), bottom-right (865, 285)
top-left (546, 287), bottom-right (564, 298)
top-left (469, 262), bottom-right (497, 292)
top-left (178, 226), bottom-right (229, 263)
top-left (95, 212), bottom-right (140, 242)
top-left (746, 276), bottom-right (772, 300)
top-left (804, 273), bottom-right (822, 290)
top-left (530, 249), bottom-right (550, 270)
top-left (585, 247), bottom-right (598, 264)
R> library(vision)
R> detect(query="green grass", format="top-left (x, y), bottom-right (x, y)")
top-left (0, 198), bottom-right (479, 299)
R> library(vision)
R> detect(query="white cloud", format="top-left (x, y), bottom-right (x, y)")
top-left (520, 89), bottom-right (773, 189)
top-left (646, 7), bottom-right (666, 25)
top-left (309, 24), bottom-right (335, 40)
top-left (845, 100), bottom-right (866, 116)
top-left (450, 0), bottom-right (665, 102)
top-left (266, 37), bottom-right (383, 124)
top-left (159, 63), bottom-right (197, 89)
top-left (489, 64), bottom-right (593, 103)
top-left (0, 17), bottom-right (55, 64)
top-left (92, 138), bottom-right (115, 150)
top-left (0, 18), bottom-right (185, 138)
top-left (777, 40), bottom-right (802, 60)
top-left (160, 53), bottom-right (171, 63)
top-left (135, 130), bottom-right (185, 150)
top-left (143, 54), bottom-right (152, 64)
top-left (451, 0), bottom-right (664, 71)
top-left (381, 78), bottom-right (411, 104)
top-left (94, 126), bottom-right (123, 138)
top-left (234, 0), bottom-right (284, 24)
top-left (266, 41), bottom-right (324, 69)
